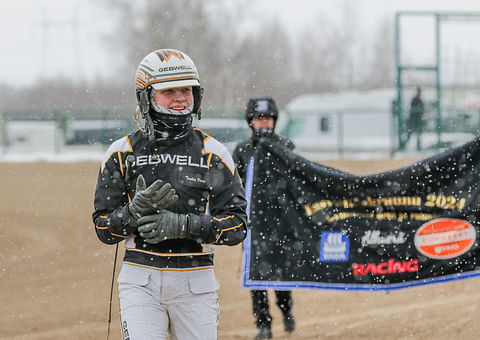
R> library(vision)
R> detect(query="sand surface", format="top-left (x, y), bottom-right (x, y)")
top-left (1, 158), bottom-right (479, 340)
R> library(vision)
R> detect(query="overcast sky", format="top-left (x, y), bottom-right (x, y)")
top-left (2, 0), bottom-right (480, 88)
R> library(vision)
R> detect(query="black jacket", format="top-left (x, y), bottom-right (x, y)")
top-left (233, 133), bottom-right (295, 182)
top-left (93, 127), bottom-right (247, 270)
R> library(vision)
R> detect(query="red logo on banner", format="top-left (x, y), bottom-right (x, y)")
top-left (414, 218), bottom-right (476, 260)
top-left (352, 259), bottom-right (419, 276)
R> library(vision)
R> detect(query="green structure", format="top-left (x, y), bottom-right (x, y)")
top-left (395, 11), bottom-right (480, 151)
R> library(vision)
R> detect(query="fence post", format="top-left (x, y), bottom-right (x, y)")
top-left (53, 110), bottom-right (64, 153)
top-left (337, 111), bottom-right (344, 159)
top-left (100, 110), bottom-right (109, 145)
top-left (0, 112), bottom-right (8, 154)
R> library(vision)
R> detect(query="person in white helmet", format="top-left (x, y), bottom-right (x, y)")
top-left (233, 97), bottom-right (296, 339)
top-left (92, 48), bottom-right (247, 340)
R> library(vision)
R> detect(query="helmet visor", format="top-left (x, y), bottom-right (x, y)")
top-left (151, 79), bottom-right (200, 91)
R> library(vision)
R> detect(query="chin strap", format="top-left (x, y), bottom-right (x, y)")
top-left (194, 87), bottom-right (204, 120)
top-left (134, 103), bottom-right (159, 160)
top-left (134, 88), bottom-right (155, 137)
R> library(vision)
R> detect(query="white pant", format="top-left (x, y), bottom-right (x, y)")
top-left (117, 264), bottom-right (220, 340)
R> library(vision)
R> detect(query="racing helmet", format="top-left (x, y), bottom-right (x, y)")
top-left (134, 49), bottom-right (203, 146)
top-left (245, 96), bottom-right (279, 124)
top-left (245, 96), bottom-right (279, 136)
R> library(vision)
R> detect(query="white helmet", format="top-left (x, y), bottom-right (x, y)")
top-left (134, 49), bottom-right (203, 146)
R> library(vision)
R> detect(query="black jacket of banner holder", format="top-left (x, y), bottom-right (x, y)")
top-left (233, 133), bottom-right (295, 328)
top-left (233, 134), bottom-right (295, 180)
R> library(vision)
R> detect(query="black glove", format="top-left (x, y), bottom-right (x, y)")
top-left (109, 175), bottom-right (178, 235)
top-left (128, 175), bottom-right (178, 218)
top-left (137, 210), bottom-right (201, 244)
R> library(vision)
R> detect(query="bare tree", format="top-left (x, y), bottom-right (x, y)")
top-left (105, 0), bottom-right (236, 106)
top-left (363, 17), bottom-right (395, 88)
top-left (228, 18), bottom-right (296, 107)
top-left (0, 1), bottom-right (404, 117)
top-left (293, 21), bottom-right (343, 94)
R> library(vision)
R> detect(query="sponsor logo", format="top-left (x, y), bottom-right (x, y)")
top-left (319, 232), bottom-right (349, 262)
top-left (352, 258), bottom-right (419, 276)
top-left (158, 65), bottom-right (193, 73)
top-left (414, 218), bottom-right (476, 259)
top-left (155, 49), bottom-right (184, 62)
top-left (361, 230), bottom-right (407, 246)
top-left (134, 154), bottom-right (208, 168)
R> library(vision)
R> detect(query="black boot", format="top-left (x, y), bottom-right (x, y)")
top-left (275, 290), bottom-right (295, 333)
top-left (255, 323), bottom-right (272, 339)
top-left (283, 310), bottom-right (295, 332)
top-left (251, 290), bottom-right (272, 339)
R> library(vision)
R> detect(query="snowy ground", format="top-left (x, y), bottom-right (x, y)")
top-left (0, 128), bottom-right (475, 164)
top-left (0, 144), bottom-right (106, 163)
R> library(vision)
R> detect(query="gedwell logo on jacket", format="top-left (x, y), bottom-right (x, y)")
top-left (134, 154), bottom-right (208, 168)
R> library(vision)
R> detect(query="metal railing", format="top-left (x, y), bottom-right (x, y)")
top-left (0, 107), bottom-right (478, 158)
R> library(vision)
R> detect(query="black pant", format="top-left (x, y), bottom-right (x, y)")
top-left (251, 290), bottom-right (292, 327)
top-left (404, 128), bottom-right (422, 150)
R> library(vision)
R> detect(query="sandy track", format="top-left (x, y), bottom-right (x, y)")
top-left (1, 159), bottom-right (479, 339)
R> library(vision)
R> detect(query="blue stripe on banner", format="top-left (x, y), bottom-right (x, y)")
top-left (244, 156), bottom-right (254, 222)
top-left (242, 156), bottom-right (255, 288)
top-left (243, 261), bottom-right (480, 291)
top-left (242, 229), bottom-right (252, 288)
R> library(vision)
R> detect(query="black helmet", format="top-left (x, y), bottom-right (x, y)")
top-left (245, 96), bottom-right (279, 125)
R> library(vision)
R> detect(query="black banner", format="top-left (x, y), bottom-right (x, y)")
top-left (242, 137), bottom-right (480, 291)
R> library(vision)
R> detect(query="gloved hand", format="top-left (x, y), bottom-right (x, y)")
top-left (109, 175), bottom-right (178, 236)
top-left (137, 210), bottom-right (194, 244)
top-left (128, 175), bottom-right (179, 218)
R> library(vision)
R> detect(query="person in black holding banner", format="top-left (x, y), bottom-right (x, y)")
top-left (233, 96), bottom-right (295, 339)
